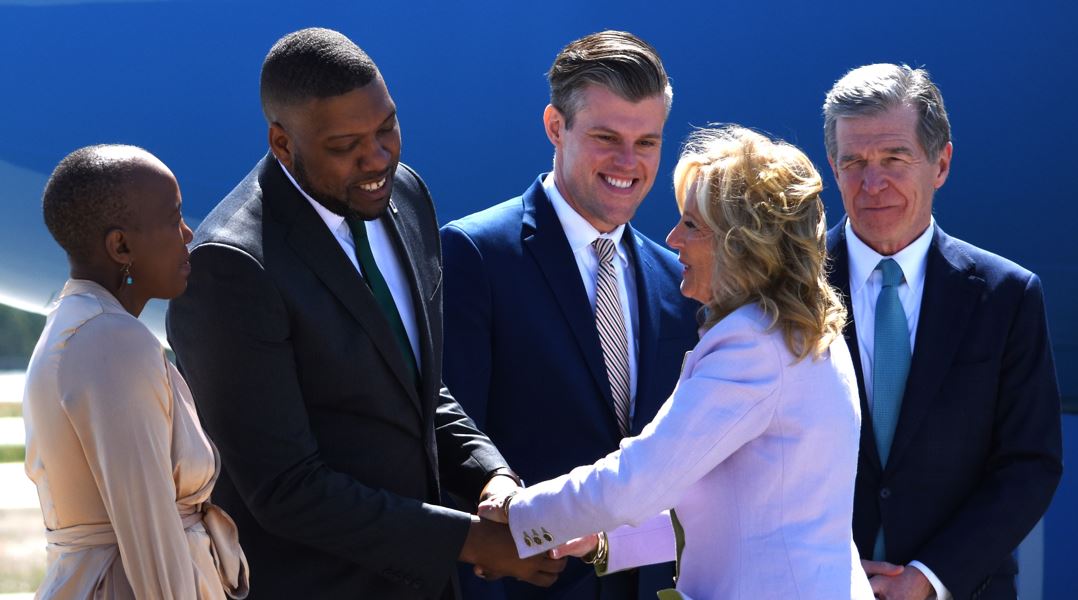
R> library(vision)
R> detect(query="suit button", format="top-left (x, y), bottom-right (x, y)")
top-left (880, 487), bottom-right (891, 499)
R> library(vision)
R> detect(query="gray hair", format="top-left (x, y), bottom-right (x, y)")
top-left (548, 30), bottom-right (672, 128)
top-left (823, 63), bottom-right (950, 160)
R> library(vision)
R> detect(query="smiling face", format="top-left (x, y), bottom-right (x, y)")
top-left (123, 160), bottom-right (194, 302)
top-left (830, 104), bottom-right (951, 255)
top-left (545, 84), bottom-right (665, 233)
top-left (666, 182), bottom-right (715, 304)
top-left (270, 77), bottom-right (401, 220)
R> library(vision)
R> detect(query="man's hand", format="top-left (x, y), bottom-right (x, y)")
top-left (458, 516), bottom-right (566, 587)
top-left (862, 560), bottom-right (932, 600)
top-left (861, 559), bottom-right (904, 578)
top-left (549, 534), bottom-right (599, 560)
top-left (479, 474), bottom-right (520, 503)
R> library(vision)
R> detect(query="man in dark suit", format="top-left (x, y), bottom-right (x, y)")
top-left (822, 63), bottom-right (1063, 600)
top-left (167, 28), bottom-right (564, 599)
top-left (440, 31), bottom-right (699, 599)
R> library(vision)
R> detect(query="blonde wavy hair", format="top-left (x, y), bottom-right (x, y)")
top-left (673, 125), bottom-right (846, 361)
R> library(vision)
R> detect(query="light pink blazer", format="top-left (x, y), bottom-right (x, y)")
top-left (508, 303), bottom-right (873, 599)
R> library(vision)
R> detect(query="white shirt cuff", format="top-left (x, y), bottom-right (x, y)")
top-left (909, 560), bottom-right (952, 600)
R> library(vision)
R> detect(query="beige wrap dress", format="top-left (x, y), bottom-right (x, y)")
top-left (23, 279), bottom-right (248, 599)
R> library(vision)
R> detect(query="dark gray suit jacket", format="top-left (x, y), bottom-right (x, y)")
top-left (168, 155), bottom-right (508, 599)
top-left (827, 221), bottom-right (1063, 599)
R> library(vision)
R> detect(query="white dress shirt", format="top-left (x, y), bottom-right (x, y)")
top-left (544, 173), bottom-right (640, 416)
top-left (844, 218), bottom-right (950, 600)
top-left (280, 161), bottom-right (421, 368)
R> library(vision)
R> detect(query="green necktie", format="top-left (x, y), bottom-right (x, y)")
top-left (345, 215), bottom-right (418, 388)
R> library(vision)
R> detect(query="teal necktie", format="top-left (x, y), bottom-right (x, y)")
top-left (345, 215), bottom-right (418, 388)
top-left (871, 258), bottom-right (911, 560)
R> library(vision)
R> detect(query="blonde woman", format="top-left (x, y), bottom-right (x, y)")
top-left (480, 127), bottom-right (873, 599)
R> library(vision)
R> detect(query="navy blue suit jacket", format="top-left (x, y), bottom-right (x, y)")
top-left (827, 221), bottom-right (1063, 600)
top-left (441, 176), bottom-right (699, 599)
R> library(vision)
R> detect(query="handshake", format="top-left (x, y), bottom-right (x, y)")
top-left (457, 476), bottom-right (599, 587)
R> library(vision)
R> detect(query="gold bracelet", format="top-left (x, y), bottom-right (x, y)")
top-left (500, 490), bottom-right (518, 523)
top-left (583, 531), bottom-right (609, 565)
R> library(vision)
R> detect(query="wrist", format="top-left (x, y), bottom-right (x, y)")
top-left (499, 490), bottom-right (518, 524)
top-left (583, 531), bottom-right (609, 567)
top-left (489, 467), bottom-right (523, 487)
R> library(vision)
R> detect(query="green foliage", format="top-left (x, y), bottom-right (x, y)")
top-left (0, 445), bottom-right (25, 463)
top-left (0, 304), bottom-right (45, 368)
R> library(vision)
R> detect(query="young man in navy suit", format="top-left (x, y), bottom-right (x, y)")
top-left (823, 63), bottom-right (1063, 600)
top-left (440, 31), bottom-right (699, 599)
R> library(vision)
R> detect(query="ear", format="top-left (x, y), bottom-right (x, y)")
top-left (268, 121), bottom-right (294, 170)
top-left (103, 227), bottom-right (131, 266)
top-left (933, 141), bottom-right (953, 189)
top-left (827, 156), bottom-right (840, 182)
top-left (543, 104), bottom-right (565, 148)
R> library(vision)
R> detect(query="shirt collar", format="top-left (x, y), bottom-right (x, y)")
top-left (543, 172), bottom-right (628, 262)
top-left (845, 217), bottom-right (934, 294)
top-left (60, 279), bottom-right (127, 314)
top-left (278, 158), bottom-right (348, 236)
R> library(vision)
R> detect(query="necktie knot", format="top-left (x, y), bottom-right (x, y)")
top-left (345, 213), bottom-right (369, 244)
top-left (877, 258), bottom-right (904, 288)
top-left (593, 237), bottom-right (616, 264)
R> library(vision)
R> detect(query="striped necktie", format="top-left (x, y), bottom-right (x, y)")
top-left (871, 257), bottom-right (911, 560)
top-left (592, 237), bottom-right (631, 437)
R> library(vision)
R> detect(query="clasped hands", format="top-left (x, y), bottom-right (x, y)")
top-left (457, 475), bottom-right (566, 587)
top-left (860, 559), bottom-right (933, 600)
top-left (466, 483), bottom-right (602, 583)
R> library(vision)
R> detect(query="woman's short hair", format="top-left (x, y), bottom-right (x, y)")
top-left (42, 144), bottom-right (148, 262)
top-left (673, 125), bottom-right (846, 361)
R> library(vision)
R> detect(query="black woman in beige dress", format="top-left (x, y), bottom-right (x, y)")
top-left (22, 145), bottom-right (248, 599)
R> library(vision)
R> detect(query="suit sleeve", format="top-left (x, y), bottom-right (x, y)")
top-left (915, 272), bottom-right (1063, 598)
top-left (431, 222), bottom-right (511, 502)
top-left (604, 512), bottom-right (678, 573)
top-left (439, 223), bottom-right (495, 431)
top-left (59, 316), bottom-right (197, 599)
top-left (168, 242), bottom-right (471, 598)
top-left (507, 321), bottom-right (780, 557)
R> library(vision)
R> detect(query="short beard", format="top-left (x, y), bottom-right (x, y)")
top-left (291, 152), bottom-right (387, 221)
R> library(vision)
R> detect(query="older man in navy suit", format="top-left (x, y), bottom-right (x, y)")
top-left (440, 31), bottom-right (699, 599)
top-left (823, 63), bottom-right (1063, 600)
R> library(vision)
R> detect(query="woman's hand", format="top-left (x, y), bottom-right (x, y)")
top-left (549, 534), bottom-right (599, 560)
top-left (477, 493), bottom-right (514, 524)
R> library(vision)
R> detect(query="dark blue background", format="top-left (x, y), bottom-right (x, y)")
top-left (1, 1), bottom-right (1074, 595)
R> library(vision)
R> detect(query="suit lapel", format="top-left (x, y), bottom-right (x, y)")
top-left (886, 227), bottom-right (984, 468)
top-left (265, 159), bottom-right (422, 413)
top-left (382, 198), bottom-right (438, 410)
top-left (827, 222), bottom-right (879, 471)
top-left (520, 178), bottom-right (613, 407)
top-left (626, 227), bottom-right (662, 434)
